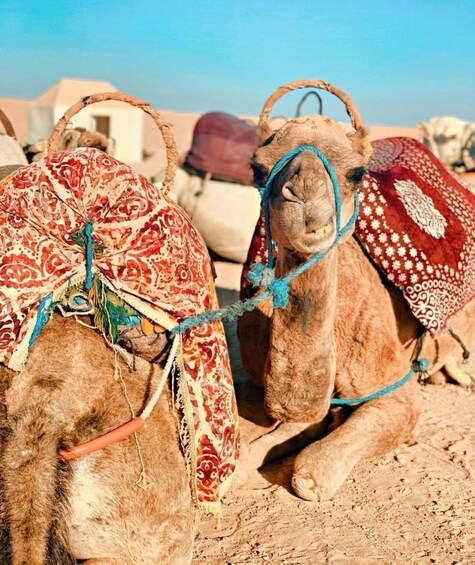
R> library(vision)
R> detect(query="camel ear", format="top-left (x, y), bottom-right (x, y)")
top-left (256, 121), bottom-right (274, 148)
top-left (418, 121), bottom-right (432, 139)
top-left (347, 127), bottom-right (372, 162)
top-left (60, 129), bottom-right (81, 150)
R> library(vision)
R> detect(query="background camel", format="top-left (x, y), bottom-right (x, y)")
top-left (23, 126), bottom-right (114, 163)
top-left (0, 104), bottom-right (112, 181)
top-left (419, 116), bottom-right (475, 173)
top-left (237, 80), bottom-right (475, 502)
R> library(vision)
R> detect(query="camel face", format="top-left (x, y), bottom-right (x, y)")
top-left (253, 116), bottom-right (370, 258)
top-left (269, 152), bottom-right (337, 256)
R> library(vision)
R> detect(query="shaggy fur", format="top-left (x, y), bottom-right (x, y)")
top-left (0, 315), bottom-right (194, 564)
top-left (238, 115), bottom-right (475, 501)
top-left (23, 128), bottom-right (113, 163)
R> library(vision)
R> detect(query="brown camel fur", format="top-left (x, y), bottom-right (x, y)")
top-left (237, 115), bottom-right (475, 501)
top-left (23, 128), bottom-right (113, 163)
top-left (0, 314), bottom-right (195, 565)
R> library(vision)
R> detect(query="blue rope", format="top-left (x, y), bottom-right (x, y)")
top-left (330, 358), bottom-right (429, 405)
top-left (84, 218), bottom-right (93, 291)
top-left (172, 144), bottom-right (358, 334)
top-left (29, 293), bottom-right (54, 348)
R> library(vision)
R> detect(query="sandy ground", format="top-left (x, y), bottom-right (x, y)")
top-left (192, 262), bottom-right (475, 565)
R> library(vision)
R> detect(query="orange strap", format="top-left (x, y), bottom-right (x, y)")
top-left (0, 416), bottom-right (144, 462)
top-left (59, 416), bottom-right (145, 461)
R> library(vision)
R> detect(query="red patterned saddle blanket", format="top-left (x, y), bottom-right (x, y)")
top-left (242, 137), bottom-right (475, 337)
top-left (0, 149), bottom-right (239, 510)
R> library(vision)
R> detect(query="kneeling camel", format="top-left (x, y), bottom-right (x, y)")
top-left (238, 80), bottom-right (475, 501)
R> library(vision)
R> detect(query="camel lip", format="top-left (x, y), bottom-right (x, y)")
top-left (291, 221), bottom-right (336, 255)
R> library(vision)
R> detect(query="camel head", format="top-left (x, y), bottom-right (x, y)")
top-left (252, 115), bottom-right (371, 259)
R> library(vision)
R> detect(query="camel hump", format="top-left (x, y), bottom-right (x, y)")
top-left (1, 403), bottom-right (74, 564)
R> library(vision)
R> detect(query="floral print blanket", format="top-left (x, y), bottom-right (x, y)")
top-left (242, 138), bottom-right (475, 337)
top-left (359, 137), bottom-right (475, 336)
top-left (0, 148), bottom-right (239, 511)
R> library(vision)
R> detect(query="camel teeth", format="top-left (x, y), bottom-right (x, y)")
top-left (316, 223), bottom-right (331, 236)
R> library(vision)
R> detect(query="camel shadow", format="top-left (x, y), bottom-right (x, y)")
top-left (216, 286), bottom-right (247, 393)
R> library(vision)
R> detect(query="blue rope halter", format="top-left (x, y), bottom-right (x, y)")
top-left (258, 145), bottom-right (348, 265)
top-left (172, 145), bottom-right (360, 331)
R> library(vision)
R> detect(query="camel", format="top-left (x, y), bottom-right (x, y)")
top-left (0, 315), bottom-right (195, 565)
top-left (0, 93), bottom-right (238, 564)
top-left (419, 116), bottom-right (475, 173)
top-left (23, 127), bottom-right (114, 163)
top-left (237, 80), bottom-right (475, 502)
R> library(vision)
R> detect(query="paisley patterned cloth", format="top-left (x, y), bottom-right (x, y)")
top-left (0, 148), bottom-right (239, 511)
top-left (241, 137), bottom-right (475, 336)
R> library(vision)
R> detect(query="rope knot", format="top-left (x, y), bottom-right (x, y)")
top-left (247, 263), bottom-right (274, 288)
top-left (267, 278), bottom-right (289, 308)
top-left (247, 263), bottom-right (289, 308)
top-left (412, 357), bottom-right (429, 374)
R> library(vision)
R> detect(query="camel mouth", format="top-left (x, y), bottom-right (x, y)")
top-left (292, 220), bottom-right (336, 255)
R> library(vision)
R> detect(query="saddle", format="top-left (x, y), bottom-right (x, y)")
top-left (184, 111), bottom-right (257, 185)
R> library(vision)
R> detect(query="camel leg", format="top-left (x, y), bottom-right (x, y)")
top-left (292, 381), bottom-right (420, 501)
top-left (443, 355), bottom-right (473, 387)
top-left (235, 420), bottom-right (328, 485)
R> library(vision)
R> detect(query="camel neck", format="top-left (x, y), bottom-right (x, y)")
top-left (263, 247), bottom-right (338, 421)
top-left (274, 247), bottom-right (338, 336)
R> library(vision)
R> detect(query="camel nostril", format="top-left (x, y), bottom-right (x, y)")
top-left (282, 185), bottom-right (301, 203)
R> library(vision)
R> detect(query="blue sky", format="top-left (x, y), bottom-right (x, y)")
top-left (1, 0), bottom-right (474, 125)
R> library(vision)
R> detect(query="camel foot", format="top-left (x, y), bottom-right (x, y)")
top-left (444, 355), bottom-right (473, 387)
top-left (236, 421), bottom-right (327, 487)
top-left (292, 442), bottom-right (351, 502)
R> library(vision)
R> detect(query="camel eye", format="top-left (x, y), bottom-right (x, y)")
top-left (250, 159), bottom-right (267, 187)
top-left (346, 166), bottom-right (367, 185)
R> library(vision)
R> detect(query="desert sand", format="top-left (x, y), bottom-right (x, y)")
top-left (191, 262), bottom-right (475, 565)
